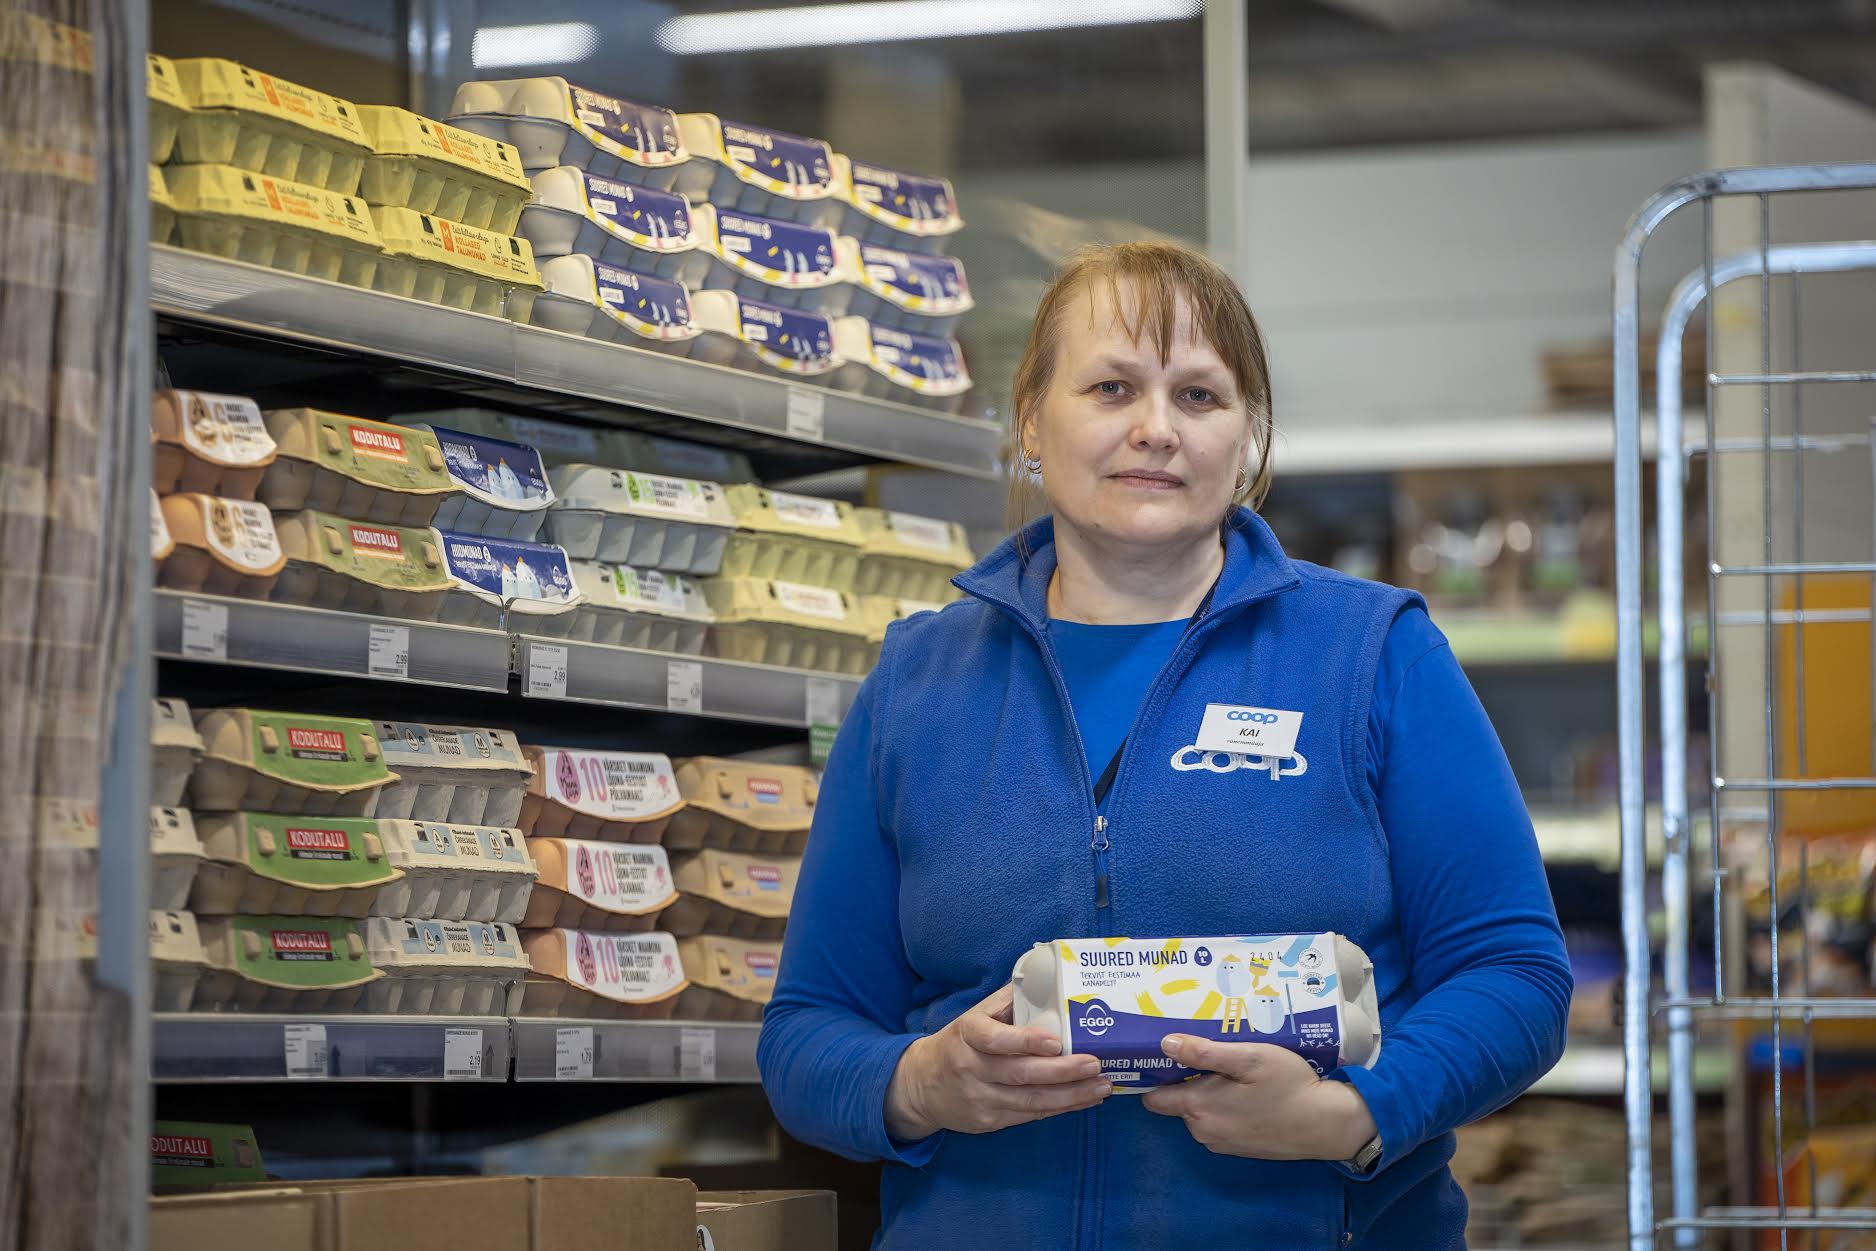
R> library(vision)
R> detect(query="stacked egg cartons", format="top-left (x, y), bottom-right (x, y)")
top-left (449, 76), bottom-right (973, 408)
top-left (852, 507), bottom-right (976, 663)
top-left (510, 745), bottom-right (812, 1022)
top-left (168, 705), bottom-right (537, 1017)
top-left (150, 388), bottom-right (289, 605)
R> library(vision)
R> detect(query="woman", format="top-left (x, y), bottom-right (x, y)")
top-left (758, 242), bottom-right (1571, 1249)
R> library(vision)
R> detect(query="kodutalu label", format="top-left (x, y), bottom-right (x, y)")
top-left (1012, 933), bottom-right (1379, 1090)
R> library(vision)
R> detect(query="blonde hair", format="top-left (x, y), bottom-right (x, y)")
top-left (1007, 241), bottom-right (1274, 534)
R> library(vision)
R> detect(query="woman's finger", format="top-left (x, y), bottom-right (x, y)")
top-left (958, 1011), bottom-right (1063, 1057)
top-left (979, 1052), bottom-right (1103, 1087)
top-left (983, 1074), bottom-right (1115, 1117)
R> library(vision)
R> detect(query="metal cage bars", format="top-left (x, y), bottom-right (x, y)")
top-left (1617, 163), bottom-right (1876, 1251)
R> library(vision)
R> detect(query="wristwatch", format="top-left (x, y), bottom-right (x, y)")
top-left (1347, 1134), bottom-right (1383, 1175)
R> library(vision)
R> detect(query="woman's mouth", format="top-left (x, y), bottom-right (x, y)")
top-left (1110, 470), bottom-right (1183, 490)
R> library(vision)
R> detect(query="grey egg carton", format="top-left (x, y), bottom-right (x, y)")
top-left (566, 561), bottom-right (712, 654)
top-left (362, 917), bottom-right (528, 1016)
top-left (685, 289), bottom-right (838, 384)
top-left (150, 806), bottom-right (205, 913)
top-left (447, 77), bottom-right (691, 190)
top-left (531, 254), bottom-right (703, 358)
top-left (517, 165), bottom-right (711, 285)
top-left (831, 153), bottom-right (963, 255)
top-left (371, 820), bottom-right (537, 924)
top-left (151, 696), bottom-right (204, 807)
top-left (542, 465), bottom-right (733, 573)
top-left (368, 721), bottom-right (531, 826)
top-left (693, 204), bottom-right (853, 316)
top-left (673, 114), bottom-right (843, 229)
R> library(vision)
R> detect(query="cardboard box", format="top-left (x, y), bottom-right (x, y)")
top-left (695, 1190), bottom-right (837, 1251)
top-left (150, 1119), bottom-right (267, 1189)
top-left (152, 1175), bottom-right (698, 1251)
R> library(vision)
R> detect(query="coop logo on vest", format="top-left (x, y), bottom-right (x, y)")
top-left (1169, 747), bottom-right (1309, 780)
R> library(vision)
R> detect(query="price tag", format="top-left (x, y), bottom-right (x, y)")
top-left (555, 1025), bottom-right (594, 1080)
top-left (679, 1027), bottom-right (717, 1081)
top-left (806, 677), bottom-right (842, 766)
top-left (785, 386), bottom-right (825, 443)
top-left (666, 659), bottom-right (703, 714)
top-left (180, 598), bottom-right (228, 661)
top-left (367, 622), bottom-right (410, 680)
top-left (528, 642), bottom-right (569, 699)
top-left (283, 1023), bottom-right (328, 1079)
top-left (443, 1027), bottom-right (483, 1080)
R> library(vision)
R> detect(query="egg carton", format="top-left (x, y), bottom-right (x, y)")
top-left (828, 317), bottom-right (973, 415)
top-left (146, 54), bottom-right (188, 164)
top-left (517, 746), bottom-right (683, 843)
top-left (613, 433), bottom-right (756, 484)
top-left (518, 928), bottom-right (687, 1019)
top-left (720, 485), bottom-right (862, 593)
top-left (853, 507), bottom-right (974, 602)
top-left (189, 812), bottom-right (402, 918)
top-left (517, 166), bottom-right (709, 284)
top-left (355, 105), bottom-right (532, 234)
top-left (395, 408), bottom-right (632, 471)
top-left (152, 389), bottom-right (276, 498)
top-left (831, 153), bottom-right (962, 254)
top-left (835, 240), bottom-right (972, 335)
top-left (693, 204), bottom-right (851, 316)
top-left (194, 914), bottom-right (378, 1013)
top-left (687, 290), bottom-right (837, 382)
top-left (663, 758), bottom-right (817, 855)
top-left (407, 424), bottom-right (554, 540)
top-left (448, 78), bottom-right (690, 190)
top-left (565, 562), bottom-right (712, 653)
top-left (371, 721), bottom-right (531, 826)
top-left (532, 255), bottom-right (702, 357)
top-left (429, 529), bottom-right (582, 635)
top-left (702, 577), bottom-right (872, 675)
top-left (171, 58), bottom-right (372, 195)
top-left (167, 164), bottom-right (384, 288)
top-left (258, 408), bottom-right (455, 526)
top-left (657, 848), bottom-right (797, 940)
top-left (373, 820), bottom-right (536, 924)
top-left (362, 917), bottom-right (528, 1016)
top-left (675, 934), bottom-right (779, 1023)
top-left (150, 163), bottom-right (177, 246)
top-left (150, 806), bottom-right (205, 912)
top-left (673, 115), bottom-right (841, 229)
top-left (188, 709), bottom-right (395, 816)
top-left (151, 697), bottom-right (204, 807)
top-left (151, 488), bottom-right (173, 571)
top-left (369, 205), bottom-right (543, 323)
top-left (150, 909), bottom-right (207, 1012)
top-left (155, 493), bottom-right (284, 599)
top-left (270, 510), bottom-right (451, 620)
top-left (522, 839), bottom-right (675, 932)
top-left (542, 465), bottom-right (733, 573)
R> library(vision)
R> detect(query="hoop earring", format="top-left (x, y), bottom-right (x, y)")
top-left (1021, 447), bottom-right (1043, 475)
top-left (1235, 465), bottom-right (1250, 494)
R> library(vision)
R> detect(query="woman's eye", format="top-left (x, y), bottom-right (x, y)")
top-left (1183, 387), bottom-right (1217, 405)
top-left (1096, 380), bottom-right (1125, 397)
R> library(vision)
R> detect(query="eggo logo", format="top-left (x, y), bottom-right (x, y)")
top-left (1227, 710), bottom-right (1280, 724)
top-left (1078, 1008), bottom-right (1116, 1037)
top-left (1170, 747), bottom-right (1309, 780)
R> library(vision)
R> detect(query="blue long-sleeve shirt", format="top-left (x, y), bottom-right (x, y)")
top-left (759, 512), bottom-right (1571, 1250)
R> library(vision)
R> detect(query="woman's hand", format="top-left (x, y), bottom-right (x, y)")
top-left (1140, 1035), bottom-right (1378, 1162)
top-left (884, 984), bottom-right (1115, 1141)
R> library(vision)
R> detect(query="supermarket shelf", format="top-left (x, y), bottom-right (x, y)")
top-left (153, 590), bottom-right (512, 692)
top-left (511, 1018), bottom-right (760, 1083)
top-left (152, 1014), bottom-right (510, 1082)
top-left (1527, 1042), bottom-right (1731, 1096)
top-left (152, 246), bottom-right (1003, 481)
top-left (517, 636), bottom-right (859, 729)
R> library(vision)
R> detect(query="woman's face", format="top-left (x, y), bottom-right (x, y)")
top-left (1024, 279), bottom-right (1252, 555)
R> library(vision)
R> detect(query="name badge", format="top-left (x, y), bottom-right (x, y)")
top-left (1195, 704), bottom-right (1304, 760)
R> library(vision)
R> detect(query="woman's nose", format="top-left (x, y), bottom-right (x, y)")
top-left (1130, 395), bottom-right (1179, 449)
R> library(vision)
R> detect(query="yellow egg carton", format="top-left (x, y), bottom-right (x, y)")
top-left (166, 163), bottom-right (382, 287)
top-left (170, 57), bottom-right (372, 194)
top-left (370, 205), bottom-right (543, 322)
top-left (147, 54), bottom-right (189, 164)
top-left (155, 493), bottom-right (286, 600)
top-left (854, 507), bottom-right (973, 602)
top-left (258, 409), bottom-right (454, 525)
top-left (657, 848), bottom-right (797, 940)
top-left (675, 934), bottom-right (780, 1022)
top-left (150, 164), bottom-right (177, 245)
top-left (663, 757), bottom-right (817, 855)
top-left (356, 106), bottom-right (532, 234)
top-left (720, 486), bottom-right (863, 592)
top-left (703, 577), bottom-right (871, 675)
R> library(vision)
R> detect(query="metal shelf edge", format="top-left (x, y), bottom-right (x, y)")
top-left (151, 1013), bottom-right (513, 1083)
top-left (510, 1017), bottom-right (760, 1083)
top-left (518, 635), bottom-right (860, 728)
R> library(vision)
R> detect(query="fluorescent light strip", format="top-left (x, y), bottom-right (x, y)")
top-left (654, 0), bottom-right (1202, 55)
top-left (470, 21), bottom-right (600, 68)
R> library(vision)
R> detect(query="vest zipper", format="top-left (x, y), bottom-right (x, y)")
top-left (1091, 815), bottom-right (1111, 910)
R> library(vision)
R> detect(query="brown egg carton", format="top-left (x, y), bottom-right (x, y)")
top-left (156, 493), bottom-right (286, 598)
top-left (519, 838), bottom-right (677, 932)
top-left (516, 745), bottom-right (684, 842)
top-left (674, 933), bottom-right (778, 1022)
top-left (151, 389), bottom-right (277, 498)
top-left (518, 928), bottom-right (687, 1019)
top-left (663, 757), bottom-right (817, 854)
top-left (656, 848), bottom-right (797, 940)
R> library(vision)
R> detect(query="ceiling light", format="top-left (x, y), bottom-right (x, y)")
top-left (471, 21), bottom-right (600, 68)
top-left (654, 0), bottom-right (1202, 56)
